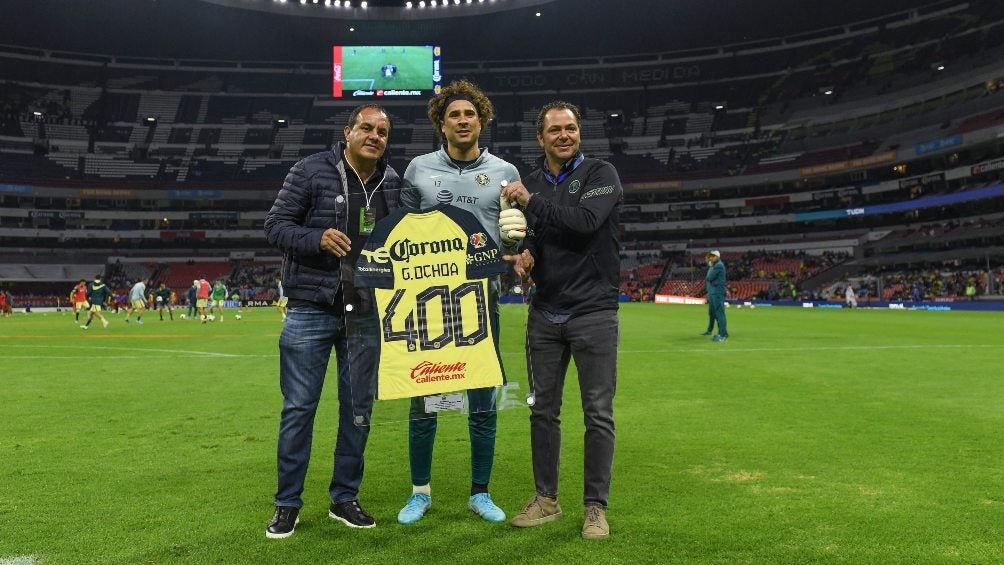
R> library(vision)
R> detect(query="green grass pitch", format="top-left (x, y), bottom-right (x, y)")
top-left (340, 46), bottom-right (433, 91)
top-left (1, 303), bottom-right (1002, 563)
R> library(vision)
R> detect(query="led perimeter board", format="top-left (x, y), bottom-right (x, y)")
top-left (332, 45), bottom-right (442, 98)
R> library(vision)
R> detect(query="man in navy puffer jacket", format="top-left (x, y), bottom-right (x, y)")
top-left (263, 104), bottom-right (402, 539)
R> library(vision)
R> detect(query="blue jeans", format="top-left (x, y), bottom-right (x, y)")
top-left (274, 297), bottom-right (379, 508)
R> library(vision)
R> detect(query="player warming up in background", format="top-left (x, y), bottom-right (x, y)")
top-left (70, 279), bottom-right (89, 323)
top-left (123, 278), bottom-right (148, 324)
top-left (210, 279), bottom-right (228, 322)
top-left (155, 282), bottom-right (174, 321)
top-left (81, 275), bottom-right (112, 330)
top-left (196, 276), bottom-right (210, 323)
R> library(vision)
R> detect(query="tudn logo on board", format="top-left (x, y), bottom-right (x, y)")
top-left (410, 360), bottom-right (468, 383)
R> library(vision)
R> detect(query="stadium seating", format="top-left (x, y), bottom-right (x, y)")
top-left (3, 1), bottom-right (1004, 304)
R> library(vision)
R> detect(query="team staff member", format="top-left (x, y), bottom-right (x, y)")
top-left (397, 79), bottom-right (522, 526)
top-left (263, 104), bottom-right (401, 539)
top-left (185, 280), bottom-right (198, 320)
top-left (502, 101), bottom-right (622, 540)
top-left (703, 250), bottom-right (728, 342)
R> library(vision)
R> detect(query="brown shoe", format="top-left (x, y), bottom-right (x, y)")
top-left (581, 505), bottom-right (609, 539)
top-left (510, 495), bottom-right (562, 528)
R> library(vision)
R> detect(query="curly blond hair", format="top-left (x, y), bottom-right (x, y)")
top-left (426, 79), bottom-right (494, 142)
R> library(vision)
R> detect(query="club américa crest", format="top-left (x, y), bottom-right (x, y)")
top-left (469, 232), bottom-right (488, 248)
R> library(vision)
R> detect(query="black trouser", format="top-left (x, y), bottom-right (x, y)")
top-left (526, 308), bottom-right (618, 508)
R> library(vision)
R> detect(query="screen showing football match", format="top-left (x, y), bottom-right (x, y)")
top-left (332, 45), bottom-right (442, 98)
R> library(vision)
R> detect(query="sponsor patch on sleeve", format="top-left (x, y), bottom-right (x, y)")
top-left (581, 185), bottom-right (615, 200)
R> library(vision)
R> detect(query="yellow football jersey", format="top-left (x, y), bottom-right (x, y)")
top-left (356, 205), bottom-right (505, 400)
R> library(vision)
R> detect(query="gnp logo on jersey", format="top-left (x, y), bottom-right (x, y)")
top-left (475, 173), bottom-right (490, 186)
top-left (467, 247), bottom-right (499, 267)
top-left (468, 232), bottom-right (496, 267)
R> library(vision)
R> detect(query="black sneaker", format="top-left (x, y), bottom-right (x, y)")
top-left (266, 506), bottom-right (299, 539)
top-left (329, 500), bottom-right (376, 528)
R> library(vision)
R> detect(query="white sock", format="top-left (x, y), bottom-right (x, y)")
top-left (412, 484), bottom-right (431, 496)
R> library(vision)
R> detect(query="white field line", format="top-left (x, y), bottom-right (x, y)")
top-left (0, 343), bottom-right (1000, 361)
top-left (618, 344), bottom-right (1003, 354)
top-left (0, 556), bottom-right (37, 565)
top-left (0, 344), bottom-right (245, 358)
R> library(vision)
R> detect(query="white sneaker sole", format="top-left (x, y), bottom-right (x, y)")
top-left (329, 510), bottom-right (376, 529)
top-left (265, 517), bottom-right (299, 539)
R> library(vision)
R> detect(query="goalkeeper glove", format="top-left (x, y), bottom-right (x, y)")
top-left (499, 196), bottom-right (527, 246)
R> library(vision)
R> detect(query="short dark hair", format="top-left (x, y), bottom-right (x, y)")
top-left (347, 104), bottom-right (392, 131)
top-left (427, 79), bottom-right (494, 141)
top-left (536, 101), bottom-right (582, 137)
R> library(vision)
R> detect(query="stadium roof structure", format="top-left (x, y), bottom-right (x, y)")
top-left (197, 0), bottom-right (557, 21)
top-left (0, 0), bottom-right (950, 61)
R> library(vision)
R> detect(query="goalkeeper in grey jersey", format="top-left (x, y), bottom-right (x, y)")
top-left (398, 79), bottom-right (527, 526)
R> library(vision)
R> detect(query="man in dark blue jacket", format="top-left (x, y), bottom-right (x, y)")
top-left (263, 104), bottom-right (402, 539)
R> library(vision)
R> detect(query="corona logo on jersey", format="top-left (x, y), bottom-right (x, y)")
top-left (355, 205), bottom-right (506, 400)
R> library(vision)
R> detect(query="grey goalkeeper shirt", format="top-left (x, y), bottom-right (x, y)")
top-left (401, 146), bottom-right (521, 253)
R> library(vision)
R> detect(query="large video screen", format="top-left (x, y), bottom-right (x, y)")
top-left (332, 45), bottom-right (442, 98)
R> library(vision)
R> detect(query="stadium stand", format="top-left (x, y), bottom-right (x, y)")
top-left (2, 1), bottom-right (1004, 305)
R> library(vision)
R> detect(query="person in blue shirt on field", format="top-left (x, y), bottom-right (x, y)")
top-left (701, 250), bottom-right (728, 342)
